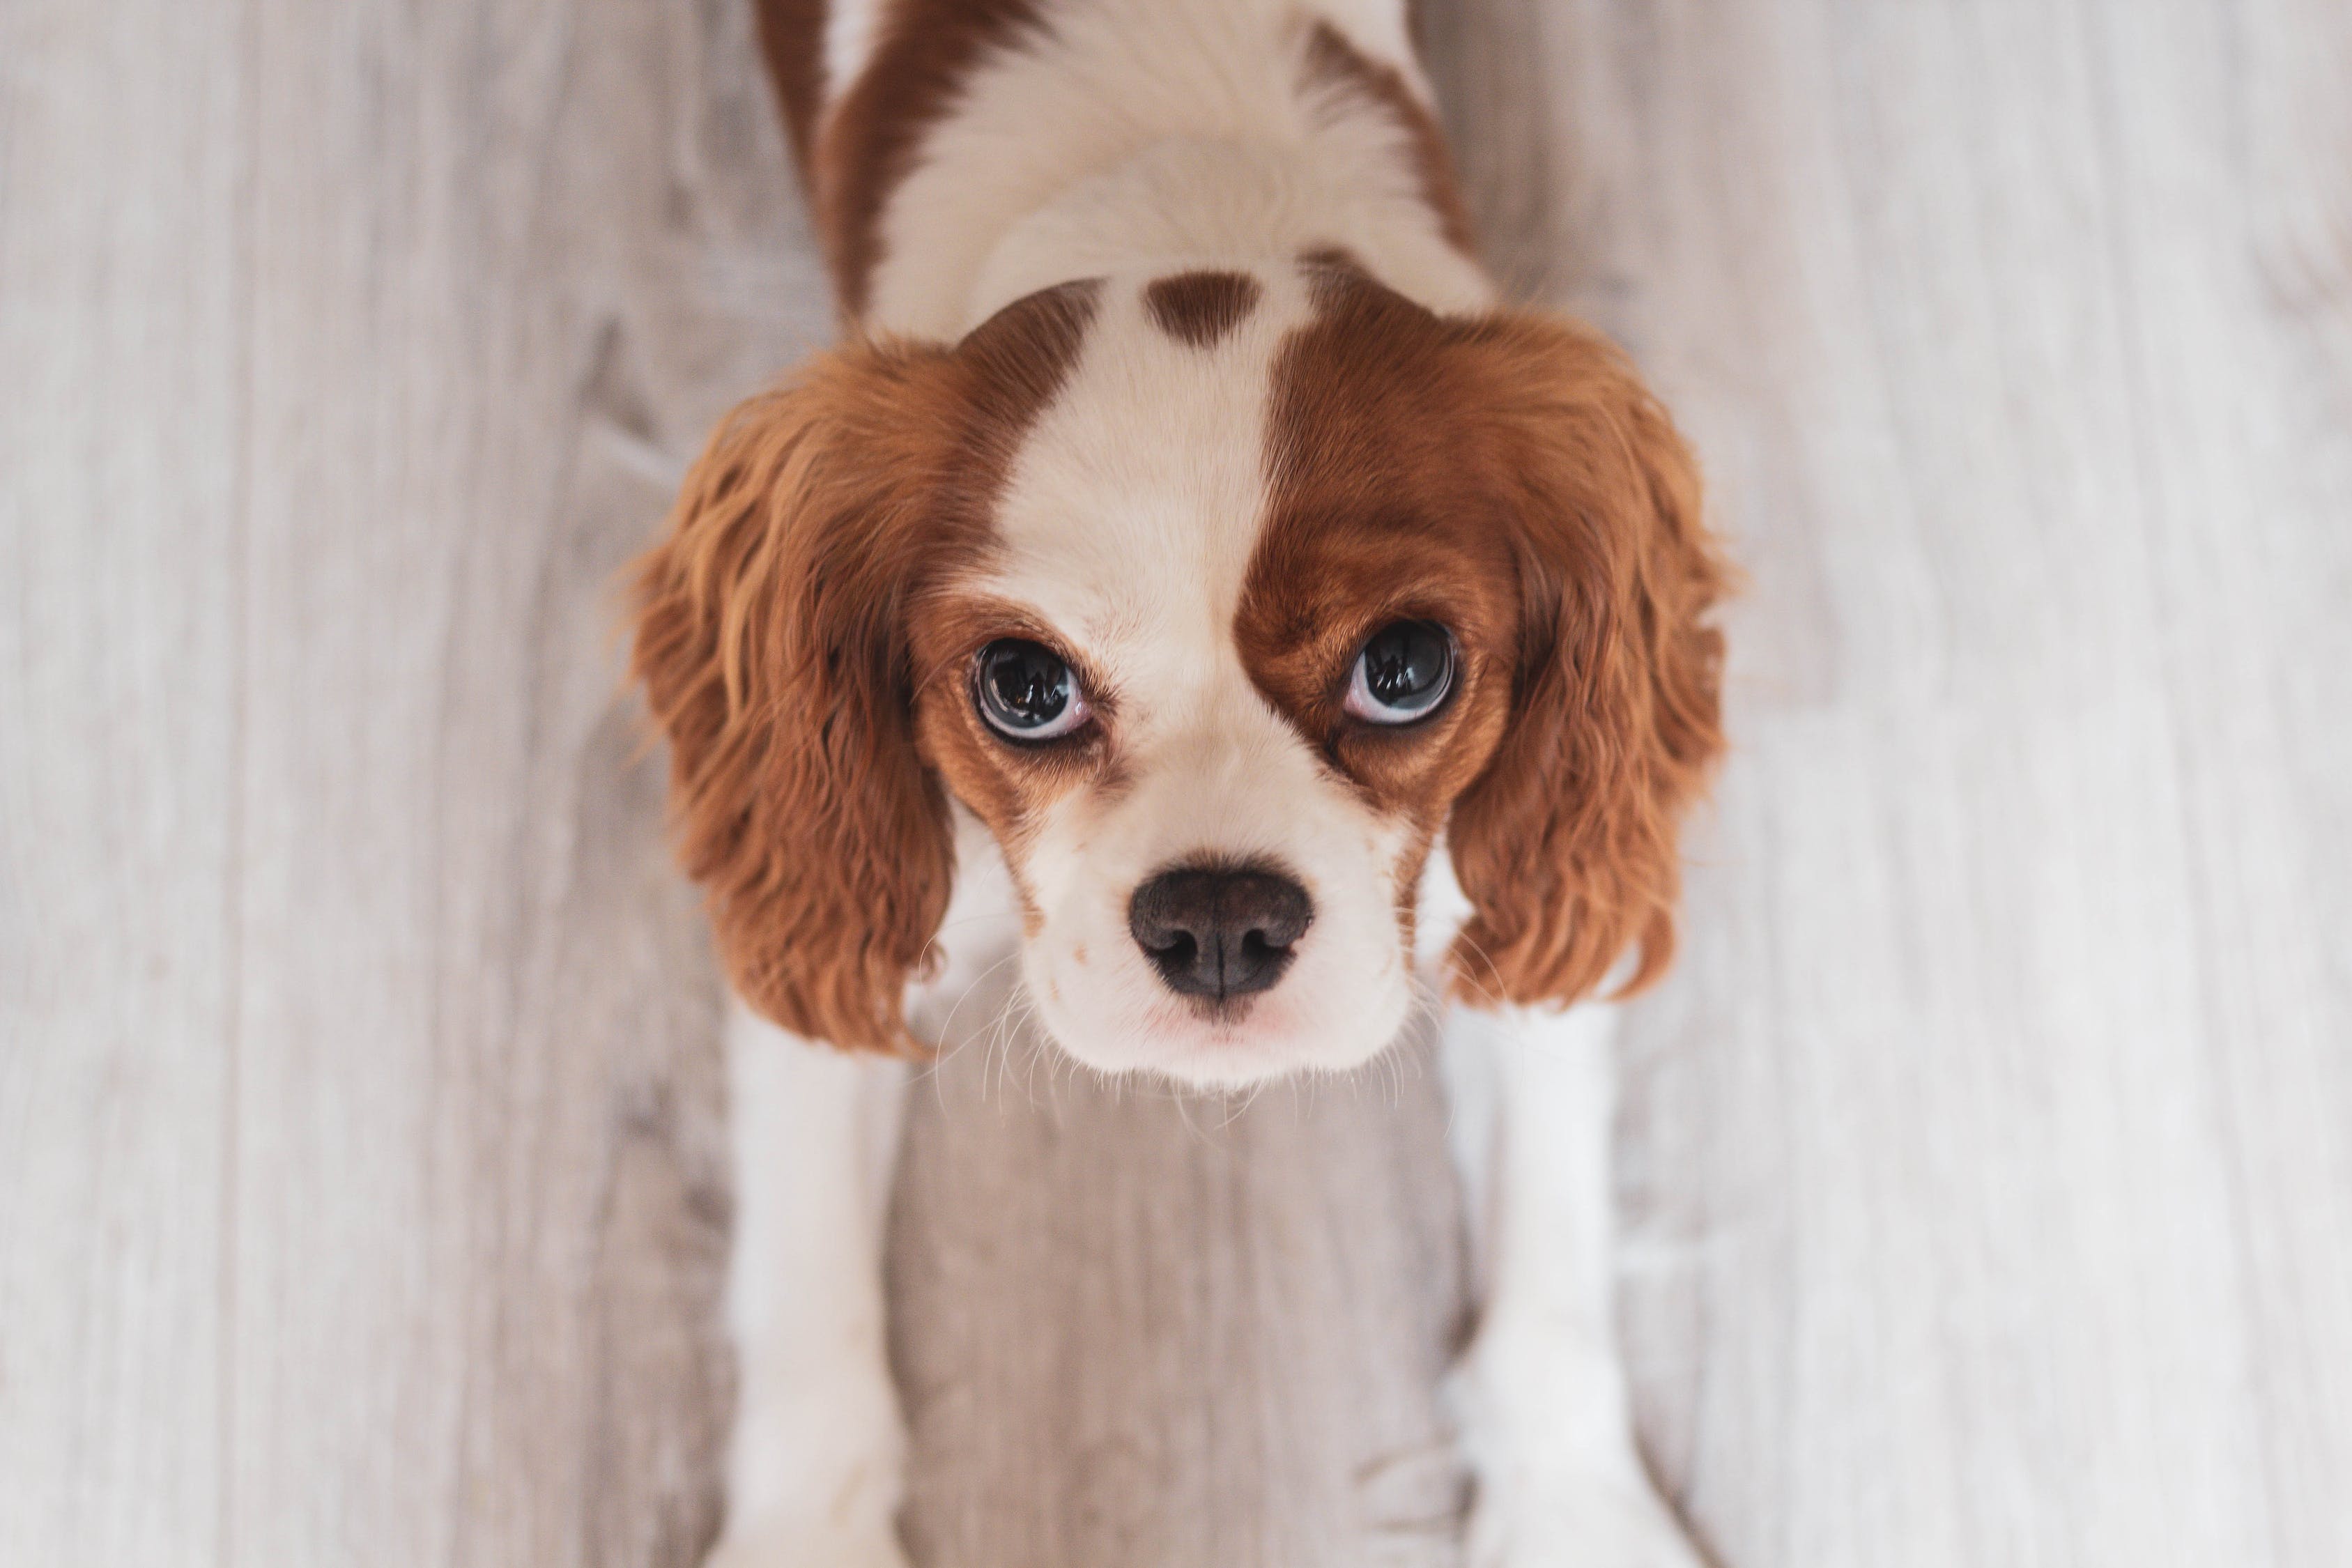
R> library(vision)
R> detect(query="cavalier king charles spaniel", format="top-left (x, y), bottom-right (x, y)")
top-left (629, 2), bottom-right (1729, 1562)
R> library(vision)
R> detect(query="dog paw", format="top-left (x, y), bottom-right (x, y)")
top-left (1451, 1326), bottom-right (1709, 1568)
top-left (1461, 1452), bottom-right (1713, 1568)
top-left (1464, 1466), bottom-right (1707, 1568)
top-left (702, 1519), bottom-right (912, 1568)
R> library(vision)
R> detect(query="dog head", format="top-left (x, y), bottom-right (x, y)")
top-left (631, 256), bottom-right (1727, 1086)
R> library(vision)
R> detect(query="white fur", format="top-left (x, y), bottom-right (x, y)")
top-left (1441, 1002), bottom-right (1707, 1568)
top-left (709, 1004), bottom-right (912, 1568)
top-left (712, 1), bottom-right (1693, 1563)
top-left (713, 814), bottom-right (1024, 1568)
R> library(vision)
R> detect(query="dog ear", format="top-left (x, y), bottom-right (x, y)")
top-left (629, 343), bottom-right (961, 1052)
top-left (1445, 314), bottom-right (1730, 1010)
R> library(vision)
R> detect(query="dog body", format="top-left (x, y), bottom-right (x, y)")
top-left (636, 3), bottom-right (1727, 1562)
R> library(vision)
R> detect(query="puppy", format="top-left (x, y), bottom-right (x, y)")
top-left (629, 2), bottom-right (1729, 1562)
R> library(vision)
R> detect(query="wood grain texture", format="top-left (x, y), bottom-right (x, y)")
top-left (222, 1), bottom-right (813, 1560)
top-left (1, 1), bottom-right (245, 1562)
top-left (3, 1), bottom-right (2349, 1566)
top-left (891, 978), bottom-right (1470, 1568)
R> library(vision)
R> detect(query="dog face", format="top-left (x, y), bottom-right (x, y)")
top-left (631, 256), bottom-right (1726, 1086)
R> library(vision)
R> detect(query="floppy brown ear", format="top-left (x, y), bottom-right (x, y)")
top-left (1446, 314), bottom-right (1730, 1010)
top-left (629, 344), bottom-right (961, 1052)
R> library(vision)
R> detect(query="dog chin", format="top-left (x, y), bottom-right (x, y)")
top-left (1026, 964), bottom-right (1415, 1090)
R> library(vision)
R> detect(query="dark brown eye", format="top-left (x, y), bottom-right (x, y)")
top-left (974, 639), bottom-right (1091, 741)
top-left (1344, 620), bottom-right (1453, 723)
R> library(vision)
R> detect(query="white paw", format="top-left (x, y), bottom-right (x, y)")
top-left (1463, 1464), bottom-right (1706, 1568)
top-left (702, 1516), bottom-right (912, 1568)
top-left (717, 1363), bottom-right (908, 1568)
top-left (1452, 1328), bottom-right (1707, 1568)
top-left (709, 1398), bottom-right (910, 1568)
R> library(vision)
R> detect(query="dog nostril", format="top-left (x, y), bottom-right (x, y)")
top-left (1128, 864), bottom-right (1314, 1003)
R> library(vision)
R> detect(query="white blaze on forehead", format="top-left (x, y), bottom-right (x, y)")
top-left (974, 266), bottom-right (1314, 718)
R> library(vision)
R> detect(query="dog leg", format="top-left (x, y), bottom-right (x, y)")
top-left (707, 1001), bottom-right (912, 1568)
top-left (1442, 1002), bottom-right (1705, 1568)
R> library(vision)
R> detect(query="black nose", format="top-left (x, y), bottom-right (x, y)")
top-left (1128, 865), bottom-right (1314, 1002)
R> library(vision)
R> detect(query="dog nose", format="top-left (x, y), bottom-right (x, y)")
top-left (1128, 865), bottom-right (1314, 1001)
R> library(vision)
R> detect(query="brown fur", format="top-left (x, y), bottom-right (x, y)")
top-left (628, 282), bottom-right (1099, 1051)
top-left (1143, 270), bottom-right (1263, 348)
top-left (752, 0), bottom-right (827, 179)
top-left (1255, 260), bottom-right (1729, 1010)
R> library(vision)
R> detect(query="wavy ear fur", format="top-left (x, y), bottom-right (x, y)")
top-left (629, 343), bottom-right (963, 1053)
top-left (1447, 314), bottom-right (1730, 1009)
top-left (631, 281), bottom-right (1099, 1050)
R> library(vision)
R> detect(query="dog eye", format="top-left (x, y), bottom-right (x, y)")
top-left (974, 639), bottom-right (1092, 741)
top-left (1344, 620), bottom-right (1454, 724)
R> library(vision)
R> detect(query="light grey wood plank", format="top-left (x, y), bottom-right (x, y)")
top-left (2095, 8), bottom-right (2352, 1563)
top-left (222, 1), bottom-right (824, 1562)
top-left (0, 2), bottom-right (249, 1564)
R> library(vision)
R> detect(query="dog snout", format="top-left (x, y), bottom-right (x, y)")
top-left (1128, 864), bottom-right (1313, 1002)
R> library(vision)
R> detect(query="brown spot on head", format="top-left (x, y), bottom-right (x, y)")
top-left (1240, 267), bottom-right (1729, 1012)
top-left (1143, 270), bottom-right (1263, 348)
top-left (1296, 21), bottom-right (1478, 259)
top-left (627, 279), bottom-right (1100, 1052)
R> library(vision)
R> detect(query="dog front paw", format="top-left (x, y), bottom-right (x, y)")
top-left (702, 1516), bottom-right (912, 1568)
top-left (1452, 1324), bottom-right (1709, 1568)
top-left (1463, 1465), bottom-right (1707, 1568)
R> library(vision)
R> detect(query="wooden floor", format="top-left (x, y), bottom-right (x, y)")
top-left (5, 1), bottom-right (2349, 1565)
